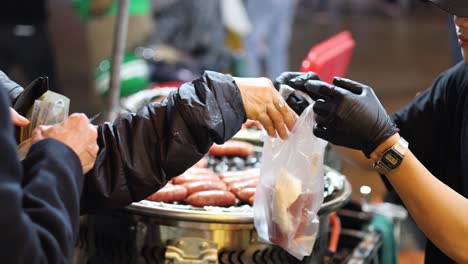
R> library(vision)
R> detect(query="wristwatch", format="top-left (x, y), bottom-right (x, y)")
top-left (373, 137), bottom-right (409, 175)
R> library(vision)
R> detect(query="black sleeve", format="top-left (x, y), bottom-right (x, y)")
top-left (0, 90), bottom-right (84, 263)
top-left (81, 71), bottom-right (247, 213)
top-left (0, 70), bottom-right (23, 105)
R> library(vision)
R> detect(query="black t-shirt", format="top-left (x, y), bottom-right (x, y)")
top-left (389, 61), bottom-right (468, 263)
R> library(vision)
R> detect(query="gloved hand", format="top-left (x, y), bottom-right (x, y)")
top-left (273, 71), bottom-right (321, 115)
top-left (303, 77), bottom-right (399, 157)
top-left (273, 71), bottom-right (320, 91)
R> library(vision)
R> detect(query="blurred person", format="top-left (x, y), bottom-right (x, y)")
top-left (3, 69), bottom-right (298, 213)
top-left (0, 0), bottom-right (60, 92)
top-left (243, 0), bottom-right (298, 79)
top-left (0, 81), bottom-right (98, 262)
top-left (277, 2), bottom-right (468, 262)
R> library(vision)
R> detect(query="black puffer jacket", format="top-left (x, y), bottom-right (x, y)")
top-left (1, 70), bottom-right (246, 214)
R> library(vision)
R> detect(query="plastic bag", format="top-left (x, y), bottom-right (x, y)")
top-left (253, 104), bottom-right (327, 260)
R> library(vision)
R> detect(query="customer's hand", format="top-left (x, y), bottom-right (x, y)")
top-left (303, 77), bottom-right (399, 157)
top-left (273, 71), bottom-right (321, 115)
top-left (9, 107), bottom-right (29, 127)
top-left (234, 77), bottom-right (298, 139)
top-left (31, 113), bottom-right (99, 173)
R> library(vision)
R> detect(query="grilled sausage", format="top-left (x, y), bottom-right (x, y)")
top-left (236, 187), bottom-right (256, 204)
top-left (172, 173), bottom-right (220, 185)
top-left (185, 190), bottom-right (237, 207)
top-left (184, 180), bottom-right (227, 196)
top-left (228, 178), bottom-right (259, 196)
top-left (147, 184), bottom-right (188, 203)
top-left (208, 141), bottom-right (254, 157)
top-left (222, 174), bottom-right (258, 185)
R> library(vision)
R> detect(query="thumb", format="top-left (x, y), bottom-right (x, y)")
top-left (333, 77), bottom-right (365, 95)
top-left (10, 108), bottom-right (30, 127)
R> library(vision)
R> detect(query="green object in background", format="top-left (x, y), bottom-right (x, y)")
top-left (370, 214), bottom-right (398, 264)
top-left (96, 52), bottom-right (150, 97)
top-left (72, 0), bottom-right (150, 21)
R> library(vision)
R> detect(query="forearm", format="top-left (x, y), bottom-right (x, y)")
top-left (81, 71), bottom-right (246, 213)
top-left (375, 136), bottom-right (468, 262)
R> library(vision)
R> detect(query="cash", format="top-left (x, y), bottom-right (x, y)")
top-left (18, 91), bottom-right (70, 158)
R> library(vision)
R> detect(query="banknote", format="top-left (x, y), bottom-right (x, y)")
top-left (17, 91), bottom-right (70, 158)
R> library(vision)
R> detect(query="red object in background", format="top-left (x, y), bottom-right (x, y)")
top-left (300, 30), bottom-right (355, 84)
top-left (328, 212), bottom-right (341, 253)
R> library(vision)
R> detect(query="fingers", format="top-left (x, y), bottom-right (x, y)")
top-left (31, 127), bottom-right (44, 144)
top-left (332, 77), bottom-right (364, 95)
top-left (275, 97), bottom-right (298, 131)
top-left (289, 72), bottom-right (320, 87)
top-left (9, 107), bottom-right (30, 127)
top-left (267, 105), bottom-right (288, 140)
top-left (273, 71), bottom-right (320, 90)
top-left (313, 124), bottom-right (330, 141)
top-left (257, 113), bottom-right (276, 138)
top-left (304, 80), bottom-right (340, 100)
top-left (273, 72), bottom-right (303, 90)
top-left (82, 143), bottom-right (99, 174)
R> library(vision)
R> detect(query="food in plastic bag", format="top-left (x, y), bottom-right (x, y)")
top-left (254, 104), bottom-right (327, 260)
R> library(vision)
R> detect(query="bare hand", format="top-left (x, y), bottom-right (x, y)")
top-left (10, 107), bottom-right (29, 127)
top-left (234, 77), bottom-right (298, 139)
top-left (31, 113), bottom-right (99, 174)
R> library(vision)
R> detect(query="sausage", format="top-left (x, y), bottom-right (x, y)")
top-left (228, 178), bottom-right (259, 196)
top-left (219, 168), bottom-right (260, 179)
top-left (236, 187), bottom-right (256, 204)
top-left (248, 195), bottom-right (255, 206)
top-left (269, 192), bottom-right (315, 247)
top-left (192, 157), bottom-right (209, 168)
top-left (172, 173), bottom-right (220, 185)
top-left (208, 140), bottom-right (254, 157)
top-left (185, 167), bottom-right (217, 176)
top-left (185, 190), bottom-right (237, 207)
top-left (146, 184), bottom-right (188, 203)
top-left (183, 180), bottom-right (227, 196)
top-left (292, 192), bottom-right (315, 239)
top-left (222, 174), bottom-right (258, 185)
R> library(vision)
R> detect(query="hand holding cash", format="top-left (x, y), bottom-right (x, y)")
top-left (16, 91), bottom-right (99, 174)
top-left (31, 114), bottom-right (99, 174)
top-left (17, 91), bottom-right (70, 159)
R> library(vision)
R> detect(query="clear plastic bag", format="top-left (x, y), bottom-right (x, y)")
top-left (253, 104), bottom-right (327, 260)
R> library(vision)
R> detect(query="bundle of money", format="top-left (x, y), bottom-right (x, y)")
top-left (18, 91), bottom-right (70, 159)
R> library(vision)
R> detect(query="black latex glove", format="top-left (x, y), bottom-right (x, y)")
top-left (273, 71), bottom-right (320, 115)
top-left (273, 71), bottom-right (320, 90)
top-left (303, 77), bottom-right (399, 157)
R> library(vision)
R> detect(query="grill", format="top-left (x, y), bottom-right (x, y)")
top-left (74, 167), bottom-right (363, 264)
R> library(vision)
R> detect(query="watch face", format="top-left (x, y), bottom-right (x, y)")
top-left (383, 152), bottom-right (401, 168)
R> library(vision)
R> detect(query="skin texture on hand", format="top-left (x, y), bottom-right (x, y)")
top-left (31, 113), bottom-right (99, 174)
top-left (9, 107), bottom-right (29, 127)
top-left (233, 77), bottom-right (298, 140)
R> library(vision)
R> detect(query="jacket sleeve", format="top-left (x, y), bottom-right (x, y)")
top-left (0, 70), bottom-right (23, 105)
top-left (81, 71), bottom-right (247, 213)
top-left (0, 89), bottom-right (84, 263)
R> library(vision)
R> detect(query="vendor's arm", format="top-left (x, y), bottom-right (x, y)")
top-left (300, 75), bottom-right (468, 262)
top-left (371, 134), bottom-right (468, 263)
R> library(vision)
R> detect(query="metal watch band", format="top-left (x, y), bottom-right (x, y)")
top-left (373, 137), bottom-right (409, 175)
